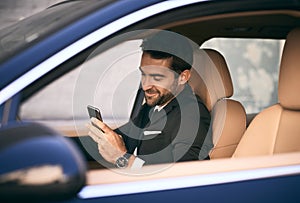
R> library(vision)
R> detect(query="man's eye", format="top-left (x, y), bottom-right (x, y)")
top-left (153, 76), bottom-right (163, 81)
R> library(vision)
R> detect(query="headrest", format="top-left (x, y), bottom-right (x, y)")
top-left (189, 48), bottom-right (233, 111)
top-left (278, 28), bottom-right (300, 110)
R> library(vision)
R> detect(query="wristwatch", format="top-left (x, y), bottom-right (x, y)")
top-left (115, 153), bottom-right (132, 168)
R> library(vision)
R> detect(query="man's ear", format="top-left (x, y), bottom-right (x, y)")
top-left (178, 70), bottom-right (191, 84)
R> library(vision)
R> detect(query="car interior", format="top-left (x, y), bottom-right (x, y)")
top-left (13, 1), bottom-right (300, 185)
top-left (232, 28), bottom-right (300, 158)
top-left (84, 12), bottom-right (300, 185)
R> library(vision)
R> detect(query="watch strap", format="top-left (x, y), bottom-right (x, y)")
top-left (123, 152), bottom-right (132, 159)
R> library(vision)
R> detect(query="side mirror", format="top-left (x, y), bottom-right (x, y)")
top-left (0, 122), bottom-right (87, 202)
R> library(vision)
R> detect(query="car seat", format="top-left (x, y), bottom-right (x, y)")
top-left (189, 48), bottom-right (246, 159)
top-left (233, 28), bottom-right (300, 157)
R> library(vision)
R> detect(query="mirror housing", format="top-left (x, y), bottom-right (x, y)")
top-left (0, 122), bottom-right (87, 201)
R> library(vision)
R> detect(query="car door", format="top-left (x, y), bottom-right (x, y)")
top-left (1, 0), bottom-right (300, 202)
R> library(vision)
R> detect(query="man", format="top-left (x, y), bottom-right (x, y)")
top-left (87, 31), bottom-right (211, 169)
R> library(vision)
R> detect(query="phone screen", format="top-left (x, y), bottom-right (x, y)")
top-left (87, 105), bottom-right (103, 121)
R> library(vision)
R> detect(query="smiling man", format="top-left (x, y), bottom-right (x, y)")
top-left (87, 31), bottom-right (212, 169)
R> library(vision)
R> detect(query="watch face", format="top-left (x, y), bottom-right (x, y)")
top-left (116, 156), bottom-right (128, 168)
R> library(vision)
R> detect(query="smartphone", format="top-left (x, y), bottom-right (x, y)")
top-left (87, 105), bottom-right (103, 121)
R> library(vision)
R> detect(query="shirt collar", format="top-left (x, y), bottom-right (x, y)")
top-left (154, 104), bottom-right (166, 112)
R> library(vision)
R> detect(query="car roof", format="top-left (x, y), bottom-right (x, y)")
top-left (2, 0), bottom-right (300, 65)
top-left (157, 1), bottom-right (300, 45)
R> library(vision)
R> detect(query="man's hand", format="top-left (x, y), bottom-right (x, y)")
top-left (87, 117), bottom-right (127, 164)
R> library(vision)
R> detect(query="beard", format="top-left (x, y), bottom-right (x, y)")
top-left (145, 88), bottom-right (175, 107)
top-left (144, 80), bottom-right (178, 107)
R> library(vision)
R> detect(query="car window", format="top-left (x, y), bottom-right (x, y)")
top-left (201, 38), bottom-right (285, 114)
top-left (19, 40), bottom-right (142, 133)
top-left (20, 37), bottom-right (284, 130)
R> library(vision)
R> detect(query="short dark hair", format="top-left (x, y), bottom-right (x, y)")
top-left (141, 31), bottom-right (193, 74)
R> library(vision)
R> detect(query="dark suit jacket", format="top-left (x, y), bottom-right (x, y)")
top-left (116, 84), bottom-right (211, 165)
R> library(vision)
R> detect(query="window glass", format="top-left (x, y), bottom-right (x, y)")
top-left (201, 38), bottom-right (284, 113)
top-left (20, 40), bottom-right (142, 131)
